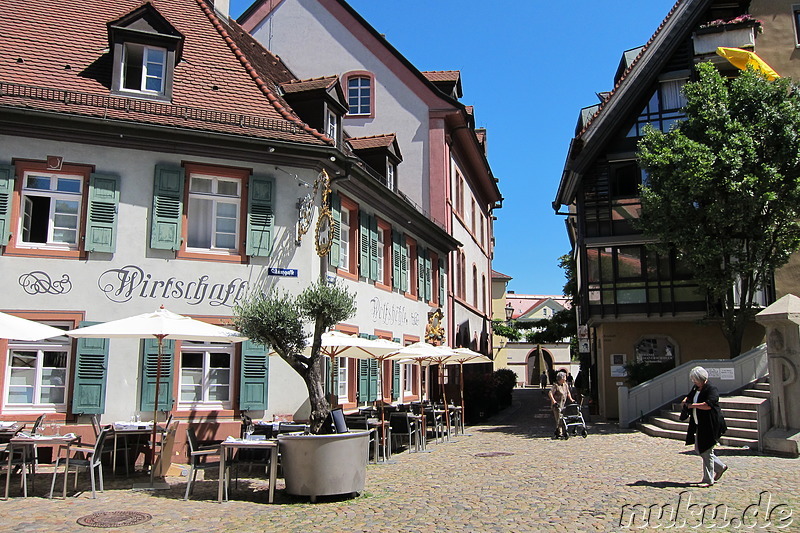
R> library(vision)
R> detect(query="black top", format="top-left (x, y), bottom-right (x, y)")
top-left (683, 383), bottom-right (726, 454)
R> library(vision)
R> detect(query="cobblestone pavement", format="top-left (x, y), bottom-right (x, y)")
top-left (1, 389), bottom-right (798, 532)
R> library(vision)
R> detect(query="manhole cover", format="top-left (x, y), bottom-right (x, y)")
top-left (77, 511), bottom-right (152, 528)
top-left (474, 451), bottom-right (514, 458)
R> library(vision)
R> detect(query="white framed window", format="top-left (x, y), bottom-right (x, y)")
top-left (347, 76), bottom-right (371, 115)
top-left (5, 337), bottom-right (70, 412)
top-left (403, 363), bottom-right (414, 396)
top-left (179, 341), bottom-right (233, 409)
top-left (386, 162), bottom-right (395, 190)
top-left (123, 43), bottom-right (166, 94)
top-left (187, 174), bottom-right (241, 252)
top-left (337, 357), bottom-right (349, 401)
top-left (340, 205), bottom-right (351, 271)
top-left (19, 172), bottom-right (83, 249)
top-left (326, 107), bottom-right (338, 143)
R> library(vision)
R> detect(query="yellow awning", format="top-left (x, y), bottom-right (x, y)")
top-left (716, 47), bottom-right (780, 80)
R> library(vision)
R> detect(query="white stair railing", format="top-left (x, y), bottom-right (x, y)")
top-left (618, 344), bottom-right (768, 428)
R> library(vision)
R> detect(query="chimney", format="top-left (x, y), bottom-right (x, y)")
top-left (214, 0), bottom-right (230, 21)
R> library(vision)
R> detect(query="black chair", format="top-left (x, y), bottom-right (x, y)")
top-left (389, 412), bottom-right (417, 452)
top-left (184, 426), bottom-right (231, 501)
top-left (277, 422), bottom-right (308, 434)
top-left (331, 408), bottom-right (348, 434)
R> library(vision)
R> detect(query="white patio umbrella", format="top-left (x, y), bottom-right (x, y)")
top-left (308, 333), bottom-right (402, 447)
top-left (0, 311), bottom-right (66, 341)
top-left (443, 347), bottom-right (492, 434)
top-left (66, 306), bottom-right (247, 483)
top-left (389, 342), bottom-right (456, 441)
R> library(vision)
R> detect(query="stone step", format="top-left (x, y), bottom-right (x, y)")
top-left (720, 435), bottom-right (758, 449)
top-left (659, 410), bottom-right (760, 430)
top-left (650, 416), bottom-right (687, 432)
top-left (741, 388), bottom-right (771, 399)
top-left (721, 408), bottom-right (758, 420)
top-left (719, 395), bottom-right (767, 411)
top-left (638, 422), bottom-right (685, 441)
top-left (752, 382), bottom-right (770, 391)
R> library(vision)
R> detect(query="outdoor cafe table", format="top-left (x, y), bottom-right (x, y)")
top-left (4, 434), bottom-right (78, 499)
top-left (0, 422), bottom-right (23, 443)
top-left (218, 437), bottom-right (278, 504)
top-left (111, 422), bottom-right (166, 476)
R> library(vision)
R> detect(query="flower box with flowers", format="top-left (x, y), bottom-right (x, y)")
top-left (693, 15), bottom-right (762, 55)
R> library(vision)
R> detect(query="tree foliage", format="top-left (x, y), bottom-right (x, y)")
top-left (233, 280), bottom-right (356, 433)
top-left (637, 62), bottom-right (800, 356)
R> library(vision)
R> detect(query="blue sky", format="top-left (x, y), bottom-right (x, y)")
top-left (230, 0), bottom-right (677, 295)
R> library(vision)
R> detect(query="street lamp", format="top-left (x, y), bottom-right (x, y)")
top-left (504, 303), bottom-right (514, 323)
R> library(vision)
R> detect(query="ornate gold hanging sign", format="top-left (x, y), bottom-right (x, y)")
top-left (313, 170), bottom-right (333, 257)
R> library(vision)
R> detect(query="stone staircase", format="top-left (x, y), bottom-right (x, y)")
top-left (637, 379), bottom-right (770, 450)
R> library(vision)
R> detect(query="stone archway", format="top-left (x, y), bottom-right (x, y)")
top-left (526, 347), bottom-right (555, 387)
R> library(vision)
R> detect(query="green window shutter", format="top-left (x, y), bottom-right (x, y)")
top-left (329, 192), bottom-right (341, 268)
top-left (392, 361), bottom-right (400, 401)
top-left (359, 211), bottom-right (370, 278)
top-left (239, 340), bottom-right (269, 410)
top-left (71, 321), bottom-right (108, 415)
top-left (85, 173), bottom-right (120, 253)
top-left (246, 175), bottom-right (275, 257)
top-left (369, 215), bottom-right (379, 281)
top-left (439, 258), bottom-right (446, 304)
top-left (425, 252), bottom-right (433, 302)
top-left (139, 338), bottom-right (175, 412)
top-left (150, 165), bottom-right (184, 250)
top-left (417, 248), bottom-right (426, 300)
top-left (368, 359), bottom-right (379, 402)
top-left (358, 358), bottom-right (369, 402)
top-left (0, 164), bottom-right (14, 246)
top-left (392, 230), bottom-right (402, 290)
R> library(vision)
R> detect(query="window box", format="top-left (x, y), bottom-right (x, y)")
top-left (693, 23), bottom-right (757, 55)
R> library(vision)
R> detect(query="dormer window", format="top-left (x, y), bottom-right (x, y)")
top-left (386, 162), bottom-right (396, 191)
top-left (325, 106), bottom-right (339, 145)
top-left (123, 44), bottom-right (167, 94)
top-left (107, 3), bottom-right (184, 102)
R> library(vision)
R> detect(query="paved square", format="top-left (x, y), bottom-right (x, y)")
top-left (1, 389), bottom-right (797, 532)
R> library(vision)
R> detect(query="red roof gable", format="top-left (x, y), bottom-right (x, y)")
top-left (0, 0), bottom-right (331, 145)
top-left (422, 70), bottom-right (461, 83)
top-left (348, 134), bottom-right (397, 150)
top-left (280, 76), bottom-right (340, 93)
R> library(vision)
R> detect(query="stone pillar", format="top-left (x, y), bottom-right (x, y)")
top-left (755, 295), bottom-right (800, 456)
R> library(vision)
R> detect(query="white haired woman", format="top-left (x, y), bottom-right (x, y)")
top-left (548, 371), bottom-right (574, 439)
top-left (681, 366), bottom-right (728, 486)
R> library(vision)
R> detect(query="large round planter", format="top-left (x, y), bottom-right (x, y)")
top-left (277, 430), bottom-right (370, 502)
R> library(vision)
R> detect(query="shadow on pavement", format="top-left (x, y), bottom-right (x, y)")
top-left (627, 480), bottom-right (696, 488)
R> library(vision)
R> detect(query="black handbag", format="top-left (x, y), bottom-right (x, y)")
top-left (679, 403), bottom-right (690, 421)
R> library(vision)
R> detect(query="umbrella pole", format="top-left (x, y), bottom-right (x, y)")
top-left (439, 364), bottom-right (451, 441)
top-left (150, 334), bottom-right (165, 483)
top-left (459, 362), bottom-right (466, 435)
top-left (417, 360), bottom-right (426, 449)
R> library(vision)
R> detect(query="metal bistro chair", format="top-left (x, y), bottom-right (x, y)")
top-left (389, 412), bottom-right (418, 452)
top-left (184, 426), bottom-right (232, 501)
top-left (50, 427), bottom-right (109, 499)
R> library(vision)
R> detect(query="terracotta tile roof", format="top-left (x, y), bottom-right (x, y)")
top-left (491, 269), bottom-right (512, 280)
top-left (577, 0), bottom-right (683, 139)
top-left (422, 70), bottom-right (461, 83)
top-left (280, 76), bottom-right (339, 94)
top-left (505, 294), bottom-right (571, 319)
top-left (348, 134), bottom-right (397, 150)
top-left (0, 0), bottom-right (331, 145)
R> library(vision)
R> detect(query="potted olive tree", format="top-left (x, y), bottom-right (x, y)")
top-left (233, 280), bottom-right (370, 501)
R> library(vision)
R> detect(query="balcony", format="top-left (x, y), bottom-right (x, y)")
top-left (692, 22), bottom-right (758, 56)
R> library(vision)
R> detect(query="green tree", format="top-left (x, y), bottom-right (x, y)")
top-left (233, 280), bottom-right (356, 434)
top-left (637, 62), bottom-right (800, 357)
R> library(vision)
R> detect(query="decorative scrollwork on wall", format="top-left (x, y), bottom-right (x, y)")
top-left (19, 271), bottom-right (72, 295)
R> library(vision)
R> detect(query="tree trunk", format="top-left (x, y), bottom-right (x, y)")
top-left (304, 355), bottom-right (330, 434)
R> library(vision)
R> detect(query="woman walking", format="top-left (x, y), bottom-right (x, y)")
top-left (548, 371), bottom-right (574, 439)
top-left (681, 366), bottom-right (728, 487)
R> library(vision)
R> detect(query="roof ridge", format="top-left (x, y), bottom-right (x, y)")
top-left (283, 75), bottom-right (339, 84)
top-left (577, 0), bottom-right (683, 139)
top-left (195, 0), bottom-right (333, 145)
top-left (349, 133), bottom-right (396, 139)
